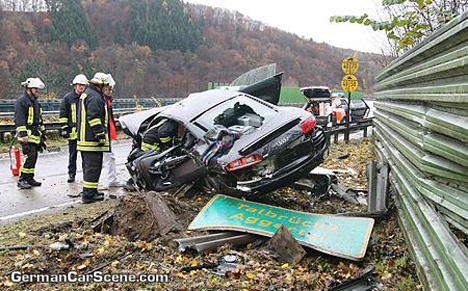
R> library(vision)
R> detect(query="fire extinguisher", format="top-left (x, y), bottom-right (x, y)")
top-left (9, 133), bottom-right (21, 176)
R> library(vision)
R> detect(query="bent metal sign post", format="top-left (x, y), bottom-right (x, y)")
top-left (188, 195), bottom-right (374, 260)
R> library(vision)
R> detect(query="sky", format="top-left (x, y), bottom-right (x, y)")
top-left (184, 0), bottom-right (388, 54)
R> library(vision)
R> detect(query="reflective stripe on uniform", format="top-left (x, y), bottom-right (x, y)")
top-left (20, 167), bottom-right (34, 174)
top-left (16, 126), bottom-right (27, 132)
top-left (77, 145), bottom-right (110, 152)
top-left (59, 117), bottom-right (68, 123)
top-left (141, 142), bottom-right (160, 151)
top-left (160, 136), bottom-right (172, 143)
top-left (89, 118), bottom-right (102, 127)
top-left (80, 94), bottom-right (87, 143)
top-left (27, 106), bottom-right (34, 125)
top-left (104, 102), bottom-right (108, 127)
top-left (71, 103), bottom-right (77, 123)
top-left (78, 140), bottom-right (110, 146)
top-left (69, 132), bottom-right (77, 140)
top-left (19, 130), bottom-right (41, 144)
top-left (83, 181), bottom-right (98, 189)
top-left (19, 153), bottom-right (34, 174)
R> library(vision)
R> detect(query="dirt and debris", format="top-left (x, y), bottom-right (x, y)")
top-left (0, 138), bottom-right (421, 290)
top-left (266, 225), bottom-right (306, 265)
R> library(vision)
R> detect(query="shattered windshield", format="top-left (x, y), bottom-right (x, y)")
top-left (194, 95), bottom-right (278, 133)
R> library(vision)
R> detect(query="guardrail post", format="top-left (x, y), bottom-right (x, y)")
top-left (333, 128), bottom-right (339, 144)
top-left (363, 126), bottom-right (368, 137)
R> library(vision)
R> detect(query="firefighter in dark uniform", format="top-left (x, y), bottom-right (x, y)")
top-left (123, 119), bottom-right (178, 191)
top-left (14, 78), bottom-right (46, 189)
top-left (77, 72), bottom-right (114, 203)
top-left (59, 74), bottom-right (88, 183)
top-left (140, 119), bottom-right (178, 151)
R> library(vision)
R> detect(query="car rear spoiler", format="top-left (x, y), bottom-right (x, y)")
top-left (239, 73), bottom-right (283, 105)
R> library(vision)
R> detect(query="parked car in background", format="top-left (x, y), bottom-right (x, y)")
top-left (120, 74), bottom-right (328, 198)
top-left (301, 86), bottom-right (333, 125)
top-left (331, 96), bottom-right (370, 125)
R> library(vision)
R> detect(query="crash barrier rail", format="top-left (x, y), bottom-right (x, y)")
top-left (373, 10), bottom-right (468, 291)
top-left (0, 102), bottom-right (373, 142)
top-left (324, 118), bottom-right (373, 144)
top-left (0, 98), bottom-right (183, 113)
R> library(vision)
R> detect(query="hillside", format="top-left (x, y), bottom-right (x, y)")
top-left (0, 0), bottom-right (384, 100)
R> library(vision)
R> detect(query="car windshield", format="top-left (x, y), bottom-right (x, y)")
top-left (303, 88), bottom-right (331, 98)
top-left (350, 99), bottom-right (366, 109)
top-left (194, 95), bottom-right (278, 132)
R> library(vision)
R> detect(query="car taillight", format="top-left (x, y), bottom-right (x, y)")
top-left (226, 154), bottom-right (262, 172)
top-left (300, 116), bottom-right (316, 133)
top-left (332, 111), bottom-right (336, 116)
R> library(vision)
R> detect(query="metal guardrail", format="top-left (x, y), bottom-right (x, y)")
top-left (373, 11), bottom-right (468, 291)
top-left (0, 104), bottom-right (373, 143)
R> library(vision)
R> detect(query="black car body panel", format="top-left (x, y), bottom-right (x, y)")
top-left (120, 74), bottom-right (328, 198)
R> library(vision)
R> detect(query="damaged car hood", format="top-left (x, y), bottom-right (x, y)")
top-left (119, 106), bottom-right (168, 136)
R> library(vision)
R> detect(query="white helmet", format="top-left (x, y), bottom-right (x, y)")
top-left (72, 74), bottom-right (88, 85)
top-left (21, 78), bottom-right (45, 89)
top-left (107, 74), bottom-right (116, 87)
top-left (89, 72), bottom-right (114, 86)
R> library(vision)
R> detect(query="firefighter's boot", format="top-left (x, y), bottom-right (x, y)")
top-left (27, 178), bottom-right (42, 187)
top-left (17, 179), bottom-right (32, 189)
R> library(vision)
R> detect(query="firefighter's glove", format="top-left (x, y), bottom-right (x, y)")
top-left (61, 130), bottom-right (70, 139)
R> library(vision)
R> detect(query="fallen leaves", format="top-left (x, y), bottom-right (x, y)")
top-left (0, 138), bottom-right (419, 290)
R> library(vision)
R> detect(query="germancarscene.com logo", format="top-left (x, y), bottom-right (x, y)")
top-left (10, 271), bottom-right (170, 283)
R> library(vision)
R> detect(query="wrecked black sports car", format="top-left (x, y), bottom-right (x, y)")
top-left (119, 74), bottom-right (328, 197)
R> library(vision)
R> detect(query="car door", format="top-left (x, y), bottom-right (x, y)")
top-left (239, 73), bottom-right (283, 105)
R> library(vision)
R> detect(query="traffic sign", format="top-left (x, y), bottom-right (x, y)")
top-left (341, 74), bottom-right (359, 92)
top-left (341, 58), bottom-right (359, 74)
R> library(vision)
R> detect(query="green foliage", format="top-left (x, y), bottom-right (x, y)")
top-left (128, 0), bottom-right (202, 51)
top-left (330, 0), bottom-right (467, 53)
top-left (46, 0), bottom-right (98, 49)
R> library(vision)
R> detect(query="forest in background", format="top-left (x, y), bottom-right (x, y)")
top-left (0, 0), bottom-right (384, 100)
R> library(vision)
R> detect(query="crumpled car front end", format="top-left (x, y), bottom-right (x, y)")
top-left (119, 73), bottom-right (328, 198)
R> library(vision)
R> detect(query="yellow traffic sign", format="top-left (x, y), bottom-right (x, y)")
top-left (341, 74), bottom-right (359, 92)
top-left (341, 58), bottom-right (359, 74)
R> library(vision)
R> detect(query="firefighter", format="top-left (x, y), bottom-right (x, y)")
top-left (59, 74), bottom-right (88, 183)
top-left (77, 72), bottom-right (114, 203)
top-left (14, 78), bottom-right (46, 189)
top-left (140, 119), bottom-right (178, 151)
top-left (123, 119), bottom-right (178, 192)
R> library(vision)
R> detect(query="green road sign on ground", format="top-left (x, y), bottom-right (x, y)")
top-left (189, 195), bottom-right (374, 260)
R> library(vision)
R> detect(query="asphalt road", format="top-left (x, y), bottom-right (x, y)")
top-left (0, 141), bottom-right (132, 225)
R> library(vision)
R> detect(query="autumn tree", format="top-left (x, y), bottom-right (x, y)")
top-left (128, 0), bottom-right (202, 51)
top-left (330, 0), bottom-right (468, 56)
top-left (45, 0), bottom-right (98, 49)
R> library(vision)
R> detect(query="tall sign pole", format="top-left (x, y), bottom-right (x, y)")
top-left (341, 57), bottom-right (359, 143)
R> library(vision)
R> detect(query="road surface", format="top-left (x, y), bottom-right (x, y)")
top-left (0, 141), bottom-right (132, 225)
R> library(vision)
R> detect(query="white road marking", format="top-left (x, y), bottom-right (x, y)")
top-left (0, 200), bottom-right (80, 221)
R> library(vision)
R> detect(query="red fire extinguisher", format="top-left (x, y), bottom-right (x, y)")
top-left (10, 146), bottom-right (21, 176)
top-left (9, 133), bottom-right (21, 176)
